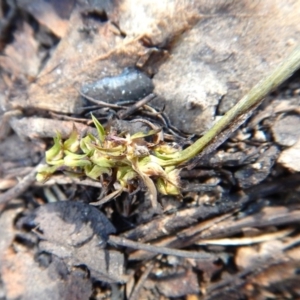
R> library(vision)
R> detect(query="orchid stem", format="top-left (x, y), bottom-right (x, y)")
top-left (161, 44), bottom-right (300, 166)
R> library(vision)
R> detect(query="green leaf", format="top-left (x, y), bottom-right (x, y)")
top-left (91, 114), bottom-right (106, 143)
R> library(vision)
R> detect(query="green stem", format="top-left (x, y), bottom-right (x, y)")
top-left (161, 44), bottom-right (300, 167)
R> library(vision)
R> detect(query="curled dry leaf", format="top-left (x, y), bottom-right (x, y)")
top-left (20, 201), bottom-right (125, 283)
top-left (17, 0), bottom-right (71, 38)
top-left (0, 22), bottom-right (40, 79)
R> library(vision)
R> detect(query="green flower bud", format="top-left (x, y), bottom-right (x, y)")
top-left (45, 133), bottom-right (64, 165)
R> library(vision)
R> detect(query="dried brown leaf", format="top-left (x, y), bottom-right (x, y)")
top-left (1, 22), bottom-right (40, 79)
top-left (17, 0), bottom-right (70, 37)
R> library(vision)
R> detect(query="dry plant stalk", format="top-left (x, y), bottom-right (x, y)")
top-left (37, 44), bottom-right (300, 207)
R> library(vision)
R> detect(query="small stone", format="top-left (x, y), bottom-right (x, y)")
top-left (278, 139), bottom-right (300, 172)
top-left (155, 269), bottom-right (199, 298)
top-left (272, 115), bottom-right (300, 146)
top-left (253, 129), bottom-right (267, 142)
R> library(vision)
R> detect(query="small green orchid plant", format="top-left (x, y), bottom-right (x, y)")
top-left (37, 44), bottom-right (300, 207)
top-left (37, 115), bottom-right (182, 207)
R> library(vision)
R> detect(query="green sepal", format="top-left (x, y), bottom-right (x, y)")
top-left (137, 158), bottom-right (165, 177)
top-left (63, 151), bottom-right (91, 167)
top-left (152, 150), bottom-right (179, 161)
top-left (116, 166), bottom-right (137, 187)
top-left (156, 178), bottom-right (180, 195)
top-left (154, 143), bottom-right (180, 155)
top-left (85, 165), bottom-right (112, 180)
top-left (46, 133), bottom-right (63, 164)
top-left (63, 126), bottom-right (80, 152)
top-left (36, 165), bottom-right (61, 182)
top-left (94, 144), bottom-right (125, 156)
top-left (91, 114), bottom-right (106, 143)
top-left (90, 151), bottom-right (114, 167)
top-left (138, 155), bottom-right (166, 168)
top-left (80, 135), bottom-right (95, 155)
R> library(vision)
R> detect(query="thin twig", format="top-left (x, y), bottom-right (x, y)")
top-left (108, 235), bottom-right (214, 260)
top-left (0, 162), bottom-right (42, 208)
top-left (142, 105), bottom-right (192, 139)
top-left (35, 175), bottom-right (103, 188)
top-left (118, 93), bottom-right (156, 119)
top-left (127, 213), bottom-right (232, 262)
top-left (49, 112), bottom-right (89, 123)
top-left (78, 89), bottom-right (127, 109)
top-left (129, 118), bottom-right (163, 143)
top-left (129, 263), bottom-right (154, 300)
top-left (205, 254), bottom-right (293, 298)
top-left (90, 188), bottom-right (123, 206)
top-left (196, 228), bottom-right (293, 246)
